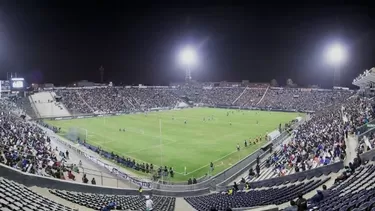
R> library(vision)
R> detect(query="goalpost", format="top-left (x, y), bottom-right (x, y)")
top-left (66, 127), bottom-right (88, 142)
top-left (78, 127), bottom-right (88, 141)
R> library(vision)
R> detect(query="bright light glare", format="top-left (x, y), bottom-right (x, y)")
top-left (326, 43), bottom-right (346, 65)
top-left (179, 47), bottom-right (197, 66)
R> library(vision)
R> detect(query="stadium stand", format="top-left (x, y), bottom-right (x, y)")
top-left (238, 95), bottom-right (372, 184)
top-left (185, 176), bottom-right (330, 210)
top-left (43, 86), bottom-right (354, 117)
top-left (3, 81), bottom-right (375, 211)
top-left (233, 87), bottom-right (267, 107)
top-left (31, 92), bottom-right (71, 117)
top-left (307, 161), bottom-right (375, 211)
top-left (7, 96), bottom-right (38, 119)
top-left (0, 177), bottom-right (74, 211)
top-left (258, 89), bottom-right (351, 111)
top-left (49, 189), bottom-right (175, 211)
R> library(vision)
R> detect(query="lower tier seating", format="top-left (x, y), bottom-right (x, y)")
top-left (185, 177), bottom-right (329, 210)
top-left (309, 164), bottom-right (375, 211)
top-left (49, 189), bottom-right (176, 211)
top-left (0, 178), bottom-right (74, 211)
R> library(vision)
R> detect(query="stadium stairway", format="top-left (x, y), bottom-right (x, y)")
top-left (256, 86), bottom-right (269, 105)
top-left (29, 95), bottom-right (41, 118)
top-left (75, 91), bottom-right (95, 113)
top-left (232, 87), bottom-right (248, 105)
top-left (232, 137), bottom-right (292, 185)
top-left (344, 135), bottom-right (359, 166)
top-left (30, 92), bottom-right (71, 118)
top-left (22, 97), bottom-right (39, 119)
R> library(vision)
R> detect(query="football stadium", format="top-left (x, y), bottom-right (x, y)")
top-left (2, 2), bottom-right (375, 211)
top-left (45, 108), bottom-right (303, 181)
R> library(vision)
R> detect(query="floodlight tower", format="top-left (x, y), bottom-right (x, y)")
top-left (179, 46), bottom-right (197, 82)
top-left (326, 43), bottom-right (346, 87)
top-left (99, 65), bottom-right (104, 83)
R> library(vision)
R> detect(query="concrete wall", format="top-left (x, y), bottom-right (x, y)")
top-left (359, 149), bottom-right (375, 162)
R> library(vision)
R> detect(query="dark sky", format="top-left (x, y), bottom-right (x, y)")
top-left (0, 1), bottom-right (374, 88)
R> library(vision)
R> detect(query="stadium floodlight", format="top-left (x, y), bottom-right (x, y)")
top-left (325, 43), bottom-right (347, 87)
top-left (179, 46), bottom-right (197, 66)
top-left (326, 43), bottom-right (346, 66)
top-left (179, 46), bottom-right (197, 81)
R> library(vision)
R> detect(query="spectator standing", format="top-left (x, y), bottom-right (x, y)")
top-left (139, 186), bottom-right (143, 197)
top-left (296, 194), bottom-right (307, 211)
top-left (284, 201), bottom-right (298, 211)
top-left (82, 174), bottom-right (88, 184)
top-left (145, 195), bottom-right (153, 211)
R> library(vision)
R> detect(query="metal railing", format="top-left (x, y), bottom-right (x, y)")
top-left (67, 165), bottom-right (135, 189)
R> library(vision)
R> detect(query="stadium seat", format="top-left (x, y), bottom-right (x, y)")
top-left (0, 178), bottom-right (74, 211)
top-left (49, 189), bottom-right (176, 211)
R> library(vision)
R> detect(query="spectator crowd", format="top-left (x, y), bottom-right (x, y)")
top-left (244, 96), bottom-right (375, 184)
top-left (2, 84), bottom-right (374, 189)
top-left (55, 86), bottom-right (354, 114)
top-left (0, 99), bottom-right (87, 183)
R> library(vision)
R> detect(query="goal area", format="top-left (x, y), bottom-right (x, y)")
top-left (65, 127), bottom-right (88, 142)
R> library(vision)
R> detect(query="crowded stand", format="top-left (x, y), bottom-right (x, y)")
top-left (53, 86), bottom-right (354, 115)
top-left (353, 67), bottom-right (374, 84)
top-left (57, 89), bottom-right (93, 114)
top-left (258, 89), bottom-right (352, 111)
top-left (2, 81), bottom-right (375, 211)
top-left (40, 86), bottom-right (360, 186)
top-left (195, 87), bottom-right (245, 106)
top-left (241, 96), bottom-right (373, 184)
top-left (233, 87), bottom-right (267, 107)
top-left (56, 87), bottom-right (180, 114)
top-left (0, 100), bottom-right (82, 182)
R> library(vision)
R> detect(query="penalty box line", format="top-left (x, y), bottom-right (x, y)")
top-left (181, 149), bottom-right (238, 176)
top-left (87, 127), bottom-right (180, 154)
top-left (147, 111), bottom-right (264, 127)
top-left (173, 131), bottom-right (245, 176)
top-left (82, 126), bottom-right (246, 176)
top-left (82, 128), bottom-right (180, 170)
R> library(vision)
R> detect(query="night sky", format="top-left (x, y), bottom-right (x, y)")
top-left (0, 1), bottom-right (374, 88)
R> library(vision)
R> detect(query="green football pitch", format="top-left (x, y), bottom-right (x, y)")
top-left (45, 108), bottom-right (302, 181)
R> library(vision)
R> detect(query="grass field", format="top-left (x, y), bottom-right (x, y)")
top-left (45, 108), bottom-right (302, 181)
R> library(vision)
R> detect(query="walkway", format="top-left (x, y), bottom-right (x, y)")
top-left (345, 135), bottom-right (358, 166)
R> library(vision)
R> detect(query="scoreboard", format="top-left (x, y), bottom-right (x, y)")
top-left (10, 78), bottom-right (25, 91)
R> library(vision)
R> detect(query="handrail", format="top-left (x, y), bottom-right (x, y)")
top-left (0, 163), bottom-right (209, 197)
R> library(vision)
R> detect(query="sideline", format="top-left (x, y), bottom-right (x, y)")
top-left (86, 128), bottom-right (245, 176)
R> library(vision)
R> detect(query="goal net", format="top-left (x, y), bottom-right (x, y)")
top-left (65, 127), bottom-right (88, 142)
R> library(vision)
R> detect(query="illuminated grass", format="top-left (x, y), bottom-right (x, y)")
top-left (46, 108), bottom-right (301, 181)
